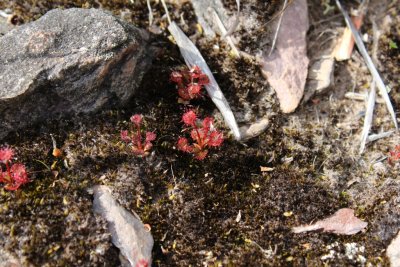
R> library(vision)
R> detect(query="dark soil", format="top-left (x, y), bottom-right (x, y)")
top-left (0, 0), bottom-right (399, 266)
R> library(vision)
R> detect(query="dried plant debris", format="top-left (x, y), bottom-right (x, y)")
top-left (334, 1), bottom-right (368, 61)
top-left (190, 0), bottom-right (229, 38)
top-left (91, 185), bottom-right (153, 267)
top-left (359, 81), bottom-right (376, 154)
top-left (387, 231), bottom-right (400, 267)
top-left (292, 208), bottom-right (368, 235)
top-left (261, 0), bottom-right (309, 113)
top-left (335, 0), bottom-right (398, 129)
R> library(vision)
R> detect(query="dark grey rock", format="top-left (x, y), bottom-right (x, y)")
top-left (0, 8), bottom-right (154, 139)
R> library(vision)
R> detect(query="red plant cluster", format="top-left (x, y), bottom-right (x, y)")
top-left (177, 110), bottom-right (224, 160)
top-left (121, 114), bottom-right (156, 156)
top-left (0, 147), bottom-right (29, 191)
top-left (388, 145), bottom-right (400, 165)
top-left (170, 65), bottom-right (210, 101)
top-left (135, 259), bottom-right (149, 267)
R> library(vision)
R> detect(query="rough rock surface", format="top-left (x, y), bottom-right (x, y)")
top-left (261, 0), bottom-right (309, 113)
top-left (0, 8), bottom-right (153, 140)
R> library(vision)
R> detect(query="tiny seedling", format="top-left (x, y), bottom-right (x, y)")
top-left (389, 39), bottom-right (398, 50)
top-left (0, 147), bottom-right (29, 191)
top-left (121, 114), bottom-right (156, 157)
top-left (177, 110), bottom-right (224, 160)
top-left (170, 65), bottom-right (210, 101)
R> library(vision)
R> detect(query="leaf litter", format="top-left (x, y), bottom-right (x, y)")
top-left (292, 208), bottom-right (368, 235)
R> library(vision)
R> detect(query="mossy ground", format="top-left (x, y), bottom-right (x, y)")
top-left (0, 0), bottom-right (399, 266)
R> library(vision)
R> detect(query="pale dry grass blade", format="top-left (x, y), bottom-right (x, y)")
top-left (147, 0), bottom-right (153, 26)
top-left (269, 0), bottom-right (288, 57)
top-left (212, 9), bottom-right (240, 58)
top-left (359, 81), bottom-right (376, 154)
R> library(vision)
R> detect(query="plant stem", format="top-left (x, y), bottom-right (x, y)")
top-left (5, 161), bottom-right (11, 183)
top-left (194, 125), bottom-right (203, 148)
top-left (136, 124), bottom-right (143, 151)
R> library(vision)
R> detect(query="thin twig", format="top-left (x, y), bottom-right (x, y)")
top-left (146, 0), bottom-right (153, 26)
top-left (359, 81), bottom-right (376, 154)
top-left (212, 9), bottom-right (240, 58)
top-left (335, 0), bottom-right (398, 130)
top-left (263, 0), bottom-right (294, 26)
top-left (160, 0), bottom-right (171, 25)
top-left (345, 92), bottom-right (384, 103)
top-left (268, 0), bottom-right (288, 57)
top-left (367, 131), bottom-right (394, 143)
top-left (371, 18), bottom-right (381, 66)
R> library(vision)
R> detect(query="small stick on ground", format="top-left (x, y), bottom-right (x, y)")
top-left (160, 0), bottom-right (172, 25)
top-left (146, 0), bottom-right (153, 26)
top-left (359, 81), bottom-right (376, 154)
top-left (212, 9), bottom-right (241, 58)
top-left (334, 0), bottom-right (368, 61)
top-left (268, 0), bottom-right (288, 57)
top-left (367, 131), bottom-right (394, 143)
top-left (345, 92), bottom-right (384, 104)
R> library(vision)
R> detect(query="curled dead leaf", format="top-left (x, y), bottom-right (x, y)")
top-left (292, 208), bottom-right (367, 235)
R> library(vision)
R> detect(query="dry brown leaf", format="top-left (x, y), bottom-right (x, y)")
top-left (292, 208), bottom-right (367, 235)
top-left (91, 185), bottom-right (153, 266)
top-left (261, 0), bottom-right (309, 113)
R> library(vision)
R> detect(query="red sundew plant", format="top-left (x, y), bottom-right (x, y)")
top-left (135, 259), bottom-right (149, 267)
top-left (177, 110), bottom-right (224, 160)
top-left (0, 147), bottom-right (29, 191)
top-left (121, 114), bottom-right (156, 157)
top-left (388, 145), bottom-right (400, 165)
top-left (170, 65), bottom-right (210, 101)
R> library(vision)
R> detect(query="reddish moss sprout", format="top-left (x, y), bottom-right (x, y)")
top-left (177, 110), bottom-right (224, 160)
top-left (388, 145), bottom-right (400, 165)
top-left (170, 65), bottom-right (210, 101)
top-left (0, 147), bottom-right (29, 191)
top-left (121, 114), bottom-right (156, 156)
